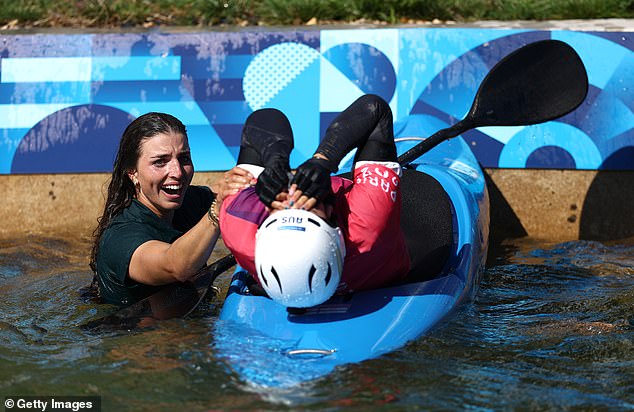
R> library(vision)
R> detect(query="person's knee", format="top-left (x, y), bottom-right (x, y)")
top-left (245, 108), bottom-right (292, 139)
top-left (246, 107), bottom-right (283, 121)
top-left (354, 95), bottom-right (395, 162)
top-left (357, 94), bottom-right (391, 118)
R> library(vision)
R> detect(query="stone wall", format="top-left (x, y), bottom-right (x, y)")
top-left (2, 169), bottom-right (632, 243)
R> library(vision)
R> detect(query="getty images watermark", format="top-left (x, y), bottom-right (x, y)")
top-left (4, 397), bottom-right (100, 412)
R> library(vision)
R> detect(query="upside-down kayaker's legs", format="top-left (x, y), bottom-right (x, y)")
top-left (219, 94), bottom-right (411, 308)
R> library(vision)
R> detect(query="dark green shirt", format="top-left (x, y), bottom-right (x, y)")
top-left (96, 186), bottom-right (214, 305)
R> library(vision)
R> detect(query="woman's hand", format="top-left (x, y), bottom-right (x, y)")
top-left (212, 166), bottom-right (255, 203)
top-left (268, 191), bottom-right (291, 212)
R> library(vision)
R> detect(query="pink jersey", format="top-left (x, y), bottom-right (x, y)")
top-left (219, 164), bottom-right (410, 292)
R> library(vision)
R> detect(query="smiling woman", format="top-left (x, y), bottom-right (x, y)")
top-left (88, 112), bottom-right (254, 306)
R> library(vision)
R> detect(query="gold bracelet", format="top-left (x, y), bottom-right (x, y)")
top-left (207, 198), bottom-right (220, 226)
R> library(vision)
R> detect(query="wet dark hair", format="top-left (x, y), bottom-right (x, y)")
top-left (88, 112), bottom-right (187, 281)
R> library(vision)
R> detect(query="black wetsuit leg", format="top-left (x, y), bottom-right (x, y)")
top-left (237, 108), bottom-right (294, 166)
top-left (317, 94), bottom-right (398, 171)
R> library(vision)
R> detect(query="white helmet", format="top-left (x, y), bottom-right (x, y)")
top-left (255, 209), bottom-right (346, 308)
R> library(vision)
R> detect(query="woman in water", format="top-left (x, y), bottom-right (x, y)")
top-left (89, 112), bottom-right (253, 305)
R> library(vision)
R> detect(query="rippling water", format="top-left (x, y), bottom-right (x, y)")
top-left (0, 235), bottom-right (632, 410)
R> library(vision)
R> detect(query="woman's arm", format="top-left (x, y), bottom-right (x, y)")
top-left (128, 166), bottom-right (253, 285)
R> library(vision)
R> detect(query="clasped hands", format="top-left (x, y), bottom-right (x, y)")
top-left (256, 155), bottom-right (333, 212)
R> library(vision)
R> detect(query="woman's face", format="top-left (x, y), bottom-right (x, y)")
top-left (129, 131), bottom-right (194, 220)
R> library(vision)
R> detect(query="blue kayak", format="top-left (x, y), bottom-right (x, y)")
top-left (215, 135), bottom-right (489, 388)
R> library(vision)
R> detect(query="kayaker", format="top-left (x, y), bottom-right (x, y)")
top-left (89, 112), bottom-right (254, 306)
top-left (219, 94), bottom-right (411, 307)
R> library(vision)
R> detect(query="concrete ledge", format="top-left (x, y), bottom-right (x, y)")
top-left (0, 172), bottom-right (222, 240)
top-left (455, 19), bottom-right (634, 31)
top-left (2, 170), bottom-right (632, 243)
top-left (486, 169), bottom-right (634, 242)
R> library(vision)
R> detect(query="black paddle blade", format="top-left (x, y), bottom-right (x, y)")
top-left (398, 39), bottom-right (588, 165)
top-left (469, 39), bottom-right (588, 127)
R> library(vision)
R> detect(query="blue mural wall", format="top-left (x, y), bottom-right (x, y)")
top-left (0, 28), bottom-right (632, 174)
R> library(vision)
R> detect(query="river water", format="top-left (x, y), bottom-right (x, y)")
top-left (0, 235), bottom-right (632, 410)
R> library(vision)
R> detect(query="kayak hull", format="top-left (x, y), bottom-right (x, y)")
top-left (215, 136), bottom-right (489, 388)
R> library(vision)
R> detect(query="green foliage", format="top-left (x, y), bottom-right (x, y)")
top-left (257, 0), bottom-right (350, 24)
top-left (0, 0), bottom-right (47, 23)
top-left (1, 0), bottom-right (633, 28)
top-left (256, 0), bottom-right (454, 24)
top-left (445, 0), bottom-right (634, 21)
top-left (350, 0), bottom-right (453, 22)
top-left (189, 0), bottom-right (255, 25)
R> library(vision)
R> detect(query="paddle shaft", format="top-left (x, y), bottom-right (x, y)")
top-left (181, 253), bottom-right (237, 317)
top-left (398, 119), bottom-right (474, 166)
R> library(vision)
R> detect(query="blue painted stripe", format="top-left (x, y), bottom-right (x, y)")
top-left (91, 79), bottom-right (244, 102)
top-left (191, 31), bottom-right (320, 55)
top-left (179, 55), bottom-right (253, 79)
top-left (0, 128), bottom-right (29, 174)
top-left (189, 79), bottom-right (244, 101)
top-left (0, 34), bottom-right (93, 58)
top-left (213, 123), bottom-right (244, 147)
top-left (1, 56), bottom-right (181, 83)
top-left (106, 101), bottom-right (210, 125)
top-left (222, 55), bottom-right (255, 78)
top-left (499, 122), bottom-right (602, 169)
top-left (187, 124), bottom-right (239, 171)
top-left (2, 57), bottom-right (91, 82)
top-left (0, 103), bottom-right (84, 129)
top-left (91, 80), bottom-right (192, 102)
top-left (91, 56), bottom-right (181, 81)
top-left (197, 101), bottom-right (252, 124)
top-left (0, 82), bottom-right (92, 104)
